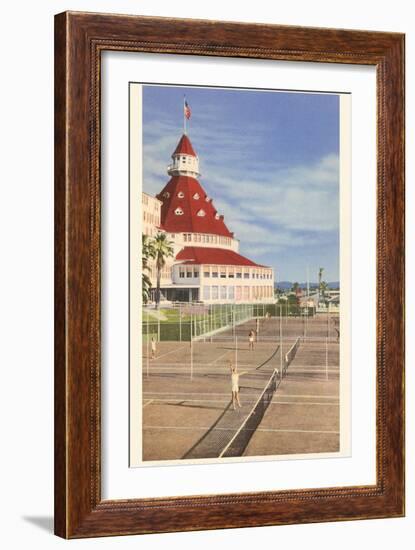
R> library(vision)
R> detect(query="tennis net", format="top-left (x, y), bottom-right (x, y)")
top-left (283, 336), bottom-right (301, 375)
top-left (219, 369), bottom-right (279, 458)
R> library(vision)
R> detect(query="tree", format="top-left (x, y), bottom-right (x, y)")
top-left (291, 282), bottom-right (300, 293)
top-left (152, 232), bottom-right (174, 308)
top-left (142, 235), bottom-right (155, 304)
top-left (318, 267), bottom-right (324, 291)
top-left (320, 281), bottom-right (329, 302)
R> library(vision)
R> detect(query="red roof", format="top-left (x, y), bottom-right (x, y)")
top-left (173, 134), bottom-right (197, 157)
top-left (157, 176), bottom-right (233, 237)
top-left (176, 247), bottom-right (264, 267)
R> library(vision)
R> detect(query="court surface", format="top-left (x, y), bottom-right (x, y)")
top-left (141, 313), bottom-right (340, 462)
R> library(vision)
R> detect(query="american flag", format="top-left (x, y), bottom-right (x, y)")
top-left (184, 99), bottom-right (191, 120)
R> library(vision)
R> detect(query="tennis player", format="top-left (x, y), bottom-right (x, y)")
top-left (229, 361), bottom-right (242, 410)
top-left (151, 336), bottom-right (157, 360)
top-left (248, 329), bottom-right (255, 351)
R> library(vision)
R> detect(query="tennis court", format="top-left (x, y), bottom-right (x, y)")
top-left (142, 312), bottom-right (340, 461)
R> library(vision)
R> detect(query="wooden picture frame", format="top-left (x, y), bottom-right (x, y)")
top-left (54, 11), bottom-right (405, 538)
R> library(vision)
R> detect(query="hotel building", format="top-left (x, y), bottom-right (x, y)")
top-left (143, 133), bottom-right (275, 304)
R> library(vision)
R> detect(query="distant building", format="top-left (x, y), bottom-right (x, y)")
top-left (143, 133), bottom-right (275, 304)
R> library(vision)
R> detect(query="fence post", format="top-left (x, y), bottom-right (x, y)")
top-left (190, 311), bottom-right (193, 381)
top-left (325, 336), bottom-right (329, 381)
top-left (235, 335), bottom-right (238, 371)
top-left (279, 304), bottom-right (283, 381)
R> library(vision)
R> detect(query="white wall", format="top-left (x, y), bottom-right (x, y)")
top-left (0, 1), bottom-right (412, 548)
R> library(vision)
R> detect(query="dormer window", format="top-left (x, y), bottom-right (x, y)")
top-left (205, 196), bottom-right (210, 202)
top-left (177, 191), bottom-right (184, 198)
top-left (163, 191), bottom-right (170, 199)
top-left (215, 213), bottom-right (220, 220)
top-left (175, 207), bottom-right (184, 216)
top-left (193, 193), bottom-right (200, 200)
top-left (197, 209), bottom-right (206, 217)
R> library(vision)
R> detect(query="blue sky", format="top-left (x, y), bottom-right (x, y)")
top-left (141, 84), bottom-right (340, 283)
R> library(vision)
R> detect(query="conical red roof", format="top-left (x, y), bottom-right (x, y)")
top-left (157, 176), bottom-right (233, 237)
top-left (173, 134), bottom-right (197, 157)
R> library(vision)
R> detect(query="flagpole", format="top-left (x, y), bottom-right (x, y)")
top-left (183, 95), bottom-right (186, 135)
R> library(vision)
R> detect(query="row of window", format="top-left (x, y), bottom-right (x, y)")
top-left (163, 191), bottom-right (207, 201)
top-left (203, 285), bottom-right (274, 300)
top-left (203, 267), bottom-right (272, 280)
top-left (179, 266), bottom-right (272, 280)
top-left (148, 266), bottom-right (171, 279)
top-left (175, 207), bottom-right (218, 218)
top-left (182, 233), bottom-right (232, 246)
top-left (174, 207), bottom-right (208, 217)
top-left (142, 211), bottom-right (160, 225)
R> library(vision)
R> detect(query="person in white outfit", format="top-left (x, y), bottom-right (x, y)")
top-left (229, 361), bottom-right (242, 410)
top-left (151, 336), bottom-right (157, 360)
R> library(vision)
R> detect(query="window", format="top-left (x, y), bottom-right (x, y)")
top-left (183, 234), bottom-right (188, 242)
top-left (197, 209), bottom-right (206, 217)
top-left (193, 193), bottom-right (200, 200)
top-left (236, 286), bottom-right (242, 301)
top-left (204, 270), bottom-right (210, 278)
top-left (203, 286), bottom-right (210, 300)
top-left (175, 207), bottom-right (183, 216)
top-left (236, 272), bottom-right (242, 279)
top-left (179, 269), bottom-right (185, 278)
top-left (220, 270), bottom-right (226, 278)
top-left (177, 191), bottom-right (184, 198)
top-left (221, 286), bottom-right (227, 300)
top-left (212, 286), bottom-right (219, 300)
top-left (228, 286), bottom-right (235, 300)
top-left (205, 196), bottom-right (210, 202)
top-left (244, 272), bottom-right (250, 279)
top-left (186, 269), bottom-right (193, 278)
top-left (215, 213), bottom-right (220, 220)
top-left (212, 269), bottom-right (218, 278)
top-left (194, 270), bottom-right (199, 278)
top-left (244, 286), bottom-right (250, 300)
top-left (163, 191), bottom-right (170, 199)
top-left (228, 269), bottom-right (234, 278)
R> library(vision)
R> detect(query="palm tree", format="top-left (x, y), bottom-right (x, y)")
top-left (318, 267), bottom-right (324, 291)
top-left (142, 235), bottom-right (155, 304)
top-left (320, 281), bottom-right (329, 301)
top-left (152, 232), bottom-right (174, 308)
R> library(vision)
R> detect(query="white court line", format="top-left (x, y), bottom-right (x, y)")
top-left (150, 344), bottom-right (188, 361)
top-left (210, 349), bottom-right (232, 365)
top-left (143, 391), bottom-right (339, 399)
top-left (143, 398), bottom-right (338, 406)
top-left (143, 426), bottom-right (340, 434)
top-left (287, 368), bottom-right (340, 372)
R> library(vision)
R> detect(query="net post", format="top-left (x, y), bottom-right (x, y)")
top-left (235, 334), bottom-right (238, 371)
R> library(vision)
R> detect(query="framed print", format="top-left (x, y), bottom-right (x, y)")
top-left (54, 12), bottom-right (405, 538)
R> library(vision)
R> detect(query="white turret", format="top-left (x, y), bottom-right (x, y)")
top-left (167, 134), bottom-right (200, 178)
